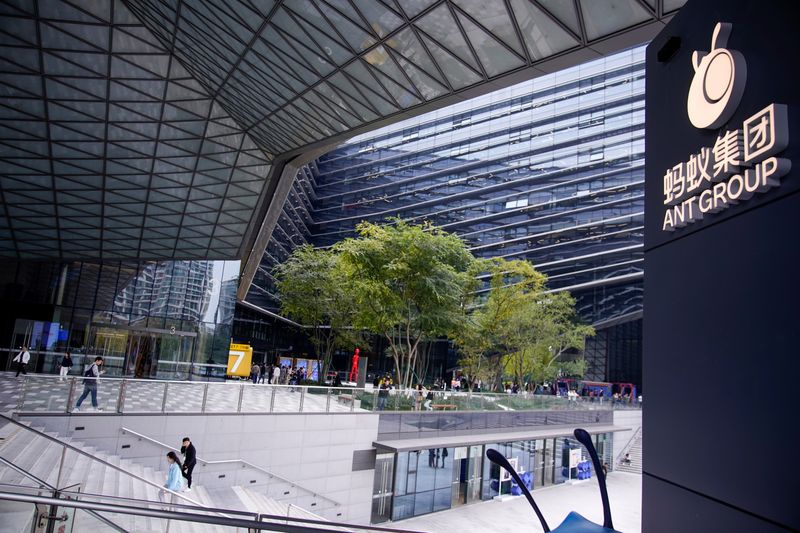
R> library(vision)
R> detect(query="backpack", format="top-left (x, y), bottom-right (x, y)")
top-left (83, 364), bottom-right (97, 384)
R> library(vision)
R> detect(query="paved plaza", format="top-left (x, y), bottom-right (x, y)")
top-left (0, 372), bottom-right (355, 414)
top-left (393, 471), bottom-right (642, 533)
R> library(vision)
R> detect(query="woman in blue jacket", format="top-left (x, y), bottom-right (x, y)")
top-left (159, 451), bottom-right (184, 503)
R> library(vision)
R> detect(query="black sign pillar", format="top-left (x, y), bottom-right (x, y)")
top-left (645, 0), bottom-right (800, 531)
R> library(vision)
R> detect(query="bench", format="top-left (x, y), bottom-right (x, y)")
top-left (431, 404), bottom-right (457, 411)
top-left (337, 394), bottom-right (355, 405)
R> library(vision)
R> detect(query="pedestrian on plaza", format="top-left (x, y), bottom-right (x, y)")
top-left (59, 351), bottom-right (73, 381)
top-left (424, 388), bottom-right (434, 411)
top-left (602, 462), bottom-right (609, 476)
top-left (180, 437), bottom-right (197, 492)
top-left (74, 356), bottom-right (105, 411)
top-left (13, 345), bottom-right (30, 377)
top-left (272, 364), bottom-right (280, 385)
top-left (250, 362), bottom-right (260, 385)
top-left (280, 364), bottom-right (288, 384)
top-left (259, 362), bottom-right (266, 384)
top-left (414, 384), bottom-right (424, 411)
top-left (440, 447), bottom-right (448, 468)
top-left (428, 448), bottom-right (436, 468)
top-left (377, 378), bottom-right (389, 410)
top-left (289, 367), bottom-right (298, 392)
top-left (159, 451), bottom-right (184, 503)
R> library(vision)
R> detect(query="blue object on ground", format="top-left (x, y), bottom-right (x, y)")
top-left (551, 512), bottom-right (618, 533)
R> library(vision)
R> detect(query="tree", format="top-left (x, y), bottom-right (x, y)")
top-left (275, 245), bottom-right (361, 383)
top-left (455, 258), bottom-right (594, 390)
top-left (336, 220), bottom-right (475, 389)
top-left (453, 258), bottom-right (546, 390)
top-left (502, 291), bottom-right (594, 388)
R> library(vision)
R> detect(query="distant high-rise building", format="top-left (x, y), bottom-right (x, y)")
top-left (247, 46), bottom-right (646, 387)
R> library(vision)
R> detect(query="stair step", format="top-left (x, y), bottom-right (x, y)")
top-left (0, 433), bottom-right (53, 486)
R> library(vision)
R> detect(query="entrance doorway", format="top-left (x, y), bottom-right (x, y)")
top-left (371, 454), bottom-right (394, 523)
top-left (534, 439), bottom-right (555, 488)
top-left (90, 325), bottom-right (195, 379)
top-left (451, 445), bottom-right (482, 507)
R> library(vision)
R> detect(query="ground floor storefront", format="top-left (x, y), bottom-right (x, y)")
top-left (371, 431), bottom-right (614, 523)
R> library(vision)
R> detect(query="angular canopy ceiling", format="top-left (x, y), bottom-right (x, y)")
top-left (0, 0), bottom-right (684, 261)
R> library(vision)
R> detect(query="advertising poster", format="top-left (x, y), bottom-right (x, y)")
top-left (500, 457), bottom-right (518, 482)
top-left (569, 448), bottom-right (582, 468)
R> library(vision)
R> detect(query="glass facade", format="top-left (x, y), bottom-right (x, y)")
top-left (246, 46), bottom-right (646, 378)
top-left (0, 259), bottom-right (238, 380)
top-left (373, 432), bottom-right (614, 523)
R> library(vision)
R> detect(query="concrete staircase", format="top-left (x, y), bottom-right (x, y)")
top-left (0, 419), bottom-right (324, 532)
top-left (616, 429), bottom-right (642, 474)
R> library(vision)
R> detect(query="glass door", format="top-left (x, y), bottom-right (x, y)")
top-left (535, 439), bottom-right (555, 487)
top-left (465, 445), bottom-right (483, 503)
top-left (126, 332), bottom-right (158, 379)
top-left (91, 326), bottom-right (129, 376)
top-left (371, 453), bottom-right (394, 523)
top-left (451, 447), bottom-right (468, 507)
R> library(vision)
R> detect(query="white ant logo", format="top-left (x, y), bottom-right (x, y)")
top-left (687, 22), bottom-right (747, 129)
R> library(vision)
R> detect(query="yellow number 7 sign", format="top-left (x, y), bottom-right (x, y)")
top-left (227, 343), bottom-right (253, 377)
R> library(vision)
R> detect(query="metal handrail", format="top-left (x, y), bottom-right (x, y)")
top-left (0, 490), bottom-right (427, 533)
top-left (0, 482), bottom-right (256, 519)
top-left (0, 413), bottom-right (228, 516)
top-left (0, 456), bottom-right (127, 533)
top-left (120, 426), bottom-right (341, 507)
top-left (5, 373), bottom-right (641, 414)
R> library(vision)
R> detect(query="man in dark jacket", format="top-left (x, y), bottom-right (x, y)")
top-left (180, 437), bottom-right (197, 491)
top-left (74, 356), bottom-right (105, 411)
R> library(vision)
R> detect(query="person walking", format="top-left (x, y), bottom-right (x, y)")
top-left (250, 362), bottom-right (260, 385)
top-left (272, 364), bottom-right (280, 385)
top-left (59, 352), bottom-right (73, 381)
top-left (424, 388), bottom-right (434, 411)
top-left (180, 437), bottom-right (197, 492)
top-left (414, 384), bottom-right (424, 411)
top-left (259, 362), bottom-right (267, 384)
top-left (159, 451), bottom-right (184, 504)
top-left (74, 356), bottom-right (105, 411)
top-left (13, 345), bottom-right (30, 377)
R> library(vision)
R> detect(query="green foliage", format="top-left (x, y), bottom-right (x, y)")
top-left (276, 221), bottom-right (593, 390)
top-left (453, 258), bottom-right (547, 389)
top-left (455, 258), bottom-right (594, 390)
top-left (274, 245), bottom-right (361, 381)
top-left (336, 220), bottom-right (475, 388)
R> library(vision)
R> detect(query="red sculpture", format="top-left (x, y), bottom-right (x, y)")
top-left (348, 348), bottom-right (360, 382)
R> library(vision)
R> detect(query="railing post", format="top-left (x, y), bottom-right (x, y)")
top-left (299, 387), bottom-right (305, 412)
top-left (237, 383), bottom-right (244, 413)
top-left (350, 390), bottom-right (355, 412)
top-left (326, 388), bottom-right (331, 412)
top-left (200, 383), bottom-right (209, 413)
top-left (269, 386), bottom-right (276, 413)
top-left (65, 378), bottom-right (76, 413)
top-left (55, 444), bottom-right (68, 490)
top-left (17, 377), bottom-right (27, 411)
top-left (161, 382), bottom-right (169, 413)
top-left (116, 380), bottom-right (126, 414)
